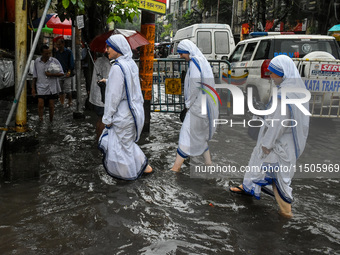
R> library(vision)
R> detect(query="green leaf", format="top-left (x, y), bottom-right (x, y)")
top-left (113, 16), bottom-right (122, 23)
top-left (62, 0), bottom-right (70, 8)
top-left (78, 0), bottom-right (85, 10)
top-left (107, 15), bottom-right (114, 24)
top-left (70, 0), bottom-right (76, 4)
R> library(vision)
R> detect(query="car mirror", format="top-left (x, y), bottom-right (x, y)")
top-left (222, 56), bottom-right (229, 61)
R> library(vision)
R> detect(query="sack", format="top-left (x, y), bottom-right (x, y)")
top-left (46, 62), bottom-right (62, 74)
top-left (180, 108), bottom-right (187, 122)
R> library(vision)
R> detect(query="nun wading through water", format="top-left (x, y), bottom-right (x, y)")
top-left (171, 39), bottom-right (219, 172)
top-left (230, 55), bottom-right (310, 218)
top-left (98, 34), bottom-right (152, 180)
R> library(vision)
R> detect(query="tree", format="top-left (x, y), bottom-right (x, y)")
top-left (157, 13), bottom-right (173, 42)
top-left (178, 9), bottom-right (202, 29)
top-left (161, 23), bottom-right (173, 40)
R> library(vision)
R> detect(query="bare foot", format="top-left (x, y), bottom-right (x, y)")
top-left (170, 168), bottom-right (180, 172)
top-left (144, 165), bottom-right (153, 173)
top-left (229, 184), bottom-right (243, 192)
top-left (278, 210), bottom-right (293, 219)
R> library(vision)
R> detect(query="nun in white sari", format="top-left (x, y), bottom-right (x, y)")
top-left (230, 55), bottom-right (310, 217)
top-left (98, 34), bottom-right (152, 180)
top-left (171, 39), bottom-right (219, 171)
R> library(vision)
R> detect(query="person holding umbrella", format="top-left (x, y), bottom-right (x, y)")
top-left (98, 34), bottom-right (152, 180)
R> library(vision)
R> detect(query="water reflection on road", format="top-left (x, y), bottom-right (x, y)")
top-left (0, 103), bottom-right (339, 254)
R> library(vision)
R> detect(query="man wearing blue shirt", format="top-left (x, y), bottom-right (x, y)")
top-left (55, 37), bottom-right (74, 107)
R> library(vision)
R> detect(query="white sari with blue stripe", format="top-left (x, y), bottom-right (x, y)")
top-left (98, 34), bottom-right (147, 180)
top-left (242, 55), bottom-right (309, 203)
top-left (177, 40), bottom-right (219, 158)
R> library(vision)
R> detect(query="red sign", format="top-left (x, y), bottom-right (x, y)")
top-left (321, 64), bottom-right (340, 72)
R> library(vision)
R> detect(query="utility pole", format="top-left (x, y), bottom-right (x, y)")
top-left (140, 11), bottom-right (156, 133)
top-left (15, 0), bottom-right (28, 132)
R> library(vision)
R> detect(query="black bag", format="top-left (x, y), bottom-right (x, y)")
top-left (97, 81), bottom-right (106, 103)
top-left (180, 108), bottom-right (187, 122)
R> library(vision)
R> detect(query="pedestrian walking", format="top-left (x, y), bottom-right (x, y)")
top-left (55, 37), bottom-right (74, 107)
top-left (89, 53), bottom-right (111, 141)
top-left (31, 45), bottom-right (64, 122)
top-left (98, 34), bottom-right (152, 180)
top-left (171, 39), bottom-right (219, 172)
top-left (230, 55), bottom-right (310, 218)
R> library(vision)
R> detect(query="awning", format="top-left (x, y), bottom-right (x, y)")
top-left (328, 24), bottom-right (340, 32)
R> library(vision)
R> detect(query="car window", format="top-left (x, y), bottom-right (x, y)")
top-left (215, 31), bottom-right (229, 54)
top-left (254, 40), bottom-right (271, 60)
top-left (242, 42), bottom-right (257, 61)
top-left (197, 31), bottom-right (212, 54)
top-left (229, 44), bottom-right (245, 62)
top-left (274, 39), bottom-right (339, 58)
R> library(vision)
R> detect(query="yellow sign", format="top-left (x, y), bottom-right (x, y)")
top-left (139, 0), bottom-right (166, 15)
top-left (165, 78), bottom-right (182, 95)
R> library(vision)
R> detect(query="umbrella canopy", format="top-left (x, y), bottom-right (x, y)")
top-left (32, 14), bottom-right (54, 28)
top-left (46, 14), bottom-right (72, 29)
top-left (89, 29), bottom-right (149, 53)
top-left (32, 13), bottom-right (72, 35)
top-left (328, 24), bottom-right (340, 32)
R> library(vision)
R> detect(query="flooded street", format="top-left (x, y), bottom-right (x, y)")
top-left (0, 96), bottom-right (339, 255)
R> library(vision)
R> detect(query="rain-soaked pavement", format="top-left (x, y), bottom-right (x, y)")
top-left (0, 89), bottom-right (340, 254)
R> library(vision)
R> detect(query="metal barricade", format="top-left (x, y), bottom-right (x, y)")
top-left (310, 92), bottom-right (340, 118)
top-left (150, 58), bottom-right (231, 113)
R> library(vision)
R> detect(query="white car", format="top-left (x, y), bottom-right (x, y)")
top-left (221, 33), bottom-right (340, 111)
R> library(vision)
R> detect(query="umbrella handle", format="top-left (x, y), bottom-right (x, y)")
top-left (84, 42), bottom-right (102, 79)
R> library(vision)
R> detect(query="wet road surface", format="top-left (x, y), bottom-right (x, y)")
top-left (0, 97), bottom-right (339, 255)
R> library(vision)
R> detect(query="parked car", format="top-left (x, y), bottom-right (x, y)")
top-left (220, 33), bottom-right (340, 117)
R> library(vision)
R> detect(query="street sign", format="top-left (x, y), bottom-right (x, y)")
top-left (165, 78), bottom-right (181, 95)
top-left (76, 15), bottom-right (84, 29)
top-left (139, 0), bottom-right (166, 15)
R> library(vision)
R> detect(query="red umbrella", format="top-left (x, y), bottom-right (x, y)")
top-left (89, 29), bottom-right (149, 53)
top-left (46, 14), bottom-right (72, 29)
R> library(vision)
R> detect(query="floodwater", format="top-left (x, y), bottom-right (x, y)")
top-left (0, 95), bottom-right (340, 255)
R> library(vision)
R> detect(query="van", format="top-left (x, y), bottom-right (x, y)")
top-left (169, 23), bottom-right (235, 60)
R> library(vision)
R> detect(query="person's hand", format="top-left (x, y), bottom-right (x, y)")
top-left (31, 89), bottom-right (36, 97)
top-left (45, 71), bottom-right (52, 76)
top-left (65, 71), bottom-right (71, 78)
top-left (99, 78), bottom-right (106, 84)
top-left (262, 146), bottom-right (271, 154)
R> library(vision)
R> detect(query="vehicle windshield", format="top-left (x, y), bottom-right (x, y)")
top-left (274, 39), bottom-right (340, 59)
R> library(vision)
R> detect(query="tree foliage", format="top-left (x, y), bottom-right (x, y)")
top-left (178, 10), bottom-right (202, 29)
top-left (31, 0), bottom-right (140, 42)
